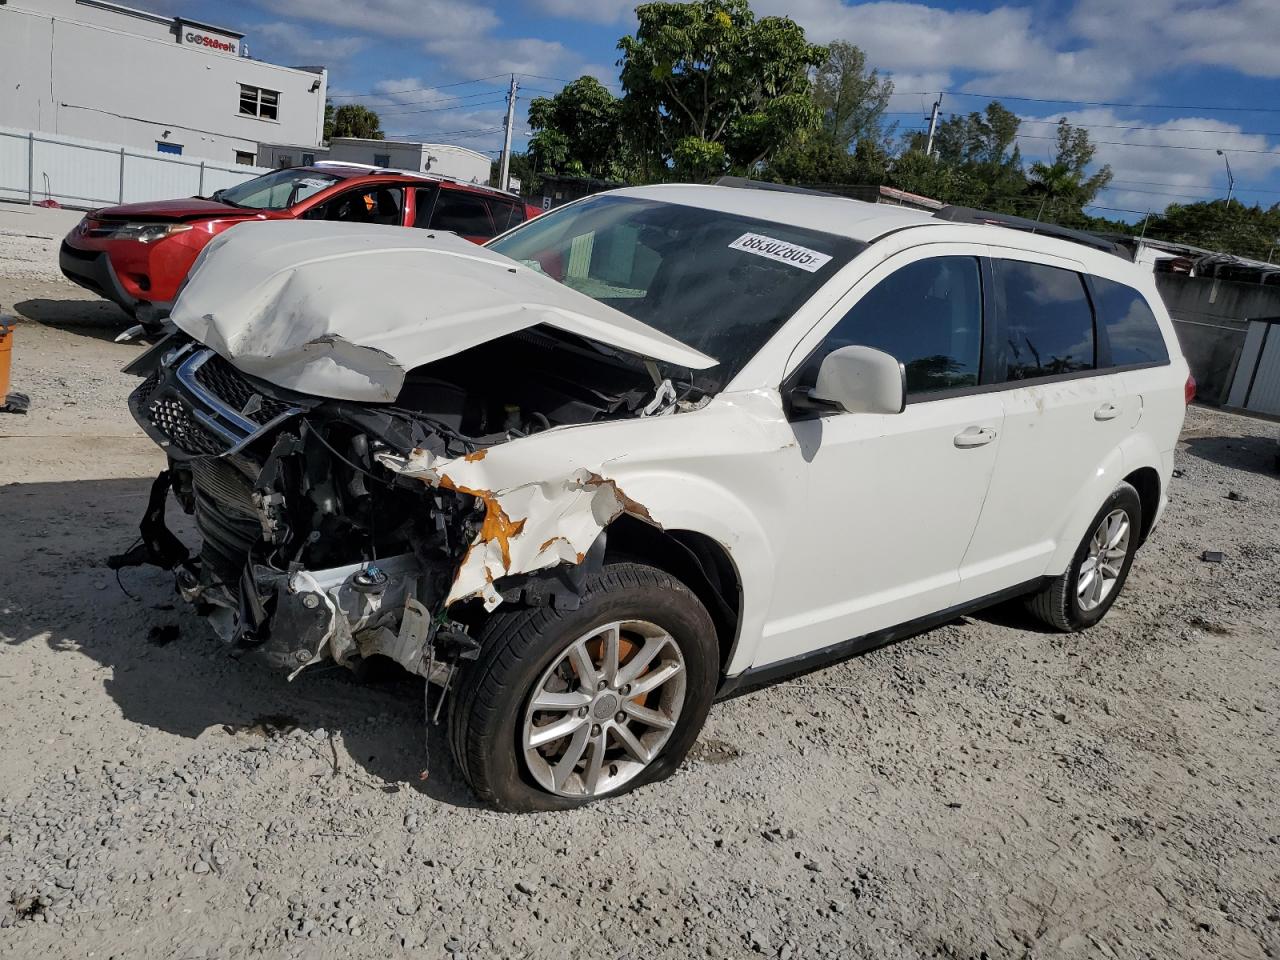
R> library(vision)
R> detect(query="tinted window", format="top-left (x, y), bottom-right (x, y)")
top-left (412, 187), bottom-right (437, 228)
top-left (801, 257), bottom-right (983, 395)
top-left (994, 260), bottom-right (1094, 381)
top-left (307, 186), bottom-right (403, 225)
top-left (1092, 277), bottom-right (1169, 366)
top-left (488, 199), bottom-right (523, 233)
top-left (431, 193), bottom-right (495, 237)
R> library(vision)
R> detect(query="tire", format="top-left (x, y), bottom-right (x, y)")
top-left (448, 561), bottom-right (718, 811)
top-left (1026, 481), bottom-right (1143, 632)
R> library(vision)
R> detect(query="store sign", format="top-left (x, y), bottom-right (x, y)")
top-left (180, 24), bottom-right (239, 54)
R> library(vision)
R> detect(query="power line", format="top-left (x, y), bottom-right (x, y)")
top-left (923, 90), bottom-right (1280, 115)
top-left (375, 98), bottom-right (508, 118)
top-left (330, 74), bottom-right (510, 100)
top-left (1013, 132), bottom-right (1280, 155)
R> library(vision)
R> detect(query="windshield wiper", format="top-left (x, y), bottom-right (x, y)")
top-left (211, 189), bottom-right (242, 208)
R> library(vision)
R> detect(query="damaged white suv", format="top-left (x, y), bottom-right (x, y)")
top-left (118, 180), bottom-right (1190, 809)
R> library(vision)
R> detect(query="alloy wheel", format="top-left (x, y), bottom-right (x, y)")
top-left (521, 620), bottom-right (686, 798)
top-left (1077, 508), bottom-right (1131, 612)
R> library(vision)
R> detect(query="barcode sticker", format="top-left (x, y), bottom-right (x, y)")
top-left (728, 233), bottom-right (832, 272)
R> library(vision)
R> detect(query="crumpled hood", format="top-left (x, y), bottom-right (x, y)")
top-left (169, 220), bottom-right (716, 402)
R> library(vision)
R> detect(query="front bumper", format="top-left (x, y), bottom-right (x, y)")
top-left (59, 241), bottom-right (175, 324)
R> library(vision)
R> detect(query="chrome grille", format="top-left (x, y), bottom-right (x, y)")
top-left (193, 353), bottom-right (296, 427)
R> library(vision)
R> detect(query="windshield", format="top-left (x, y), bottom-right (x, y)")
top-left (216, 168), bottom-right (341, 210)
top-left (487, 194), bottom-right (862, 389)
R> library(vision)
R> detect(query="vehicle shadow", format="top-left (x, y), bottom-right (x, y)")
top-left (0, 475), bottom-right (482, 808)
top-left (14, 296), bottom-right (131, 342)
top-left (1181, 432), bottom-right (1280, 478)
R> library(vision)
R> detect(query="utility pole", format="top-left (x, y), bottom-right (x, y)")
top-left (498, 74), bottom-right (519, 194)
top-left (924, 94), bottom-right (943, 157)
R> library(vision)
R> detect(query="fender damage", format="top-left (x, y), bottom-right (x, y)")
top-left (115, 220), bottom-right (712, 686)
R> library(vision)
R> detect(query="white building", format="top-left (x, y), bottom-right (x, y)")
top-left (257, 139), bottom-right (493, 185)
top-left (0, 0), bottom-right (327, 164)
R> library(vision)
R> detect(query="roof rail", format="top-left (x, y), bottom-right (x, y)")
top-left (933, 205), bottom-right (1124, 256)
top-left (309, 161), bottom-right (515, 197)
top-left (714, 176), bottom-right (853, 201)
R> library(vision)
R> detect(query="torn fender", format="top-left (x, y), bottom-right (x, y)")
top-left (378, 446), bottom-right (656, 610)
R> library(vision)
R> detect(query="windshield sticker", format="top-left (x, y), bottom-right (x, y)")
top-left (728, 233), bottom-right (832, 272)
top-left (297, 177), bottom-right (330, 188)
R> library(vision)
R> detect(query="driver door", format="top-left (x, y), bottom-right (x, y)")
top-left (759, 248), bottom-right (1005, 665)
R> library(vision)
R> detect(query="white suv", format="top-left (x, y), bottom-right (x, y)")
top-left (120, 181), bottom-right (1191, 810)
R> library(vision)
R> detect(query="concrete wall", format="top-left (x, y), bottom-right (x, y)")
top-left (1155, 273), bottom-right (1280, 405)
top-left (0, 1), bottom-right (326, 164)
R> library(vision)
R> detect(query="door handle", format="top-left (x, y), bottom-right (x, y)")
top-left (1094, 402), bottom-right (1120, 421)
top-left (954, 426), bottom-right (998, 448)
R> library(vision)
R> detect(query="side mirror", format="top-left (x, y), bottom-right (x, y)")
top-left (802, 345), bottom-right (906, 415)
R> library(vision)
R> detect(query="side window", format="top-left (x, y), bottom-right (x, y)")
top-left (305, 186), bottom-right (402, 225)
top-left (430, 192), bottom-right (495, 237)
top-left (993, 259), bottom-right (1094, 382)
top-left (802, 256), bottom-right (983, 395)
top-left (487, 199), bottom-right (522, 233)
top-left (1091, 277), bottom-right (1170, 366)
top-left (412, 187), bottom-right (437, 228)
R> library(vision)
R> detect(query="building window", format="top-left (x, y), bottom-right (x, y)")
top-left (156, 142), bottom-right (183, 156)
top-left (235, 150), bottom-right (256, 166)
top-left (373, 153), bottom-right (391, 168)
top-left (239, 84), bottom-right (279, 121)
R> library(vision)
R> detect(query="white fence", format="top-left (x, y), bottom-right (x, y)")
top-left (0, 126), bottom-right (270, 210)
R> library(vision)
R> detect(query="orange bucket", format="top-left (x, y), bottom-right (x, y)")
top-left (0, 316), bottom-right (13, 400)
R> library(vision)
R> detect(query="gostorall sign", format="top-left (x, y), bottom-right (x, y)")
top-left (182, 31), bottom-right (238, 54)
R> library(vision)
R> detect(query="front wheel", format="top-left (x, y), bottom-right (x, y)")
top-left (448, 562), bottom-right (718, 811)
top-left (1026, 482), bottom-right (1143, 632)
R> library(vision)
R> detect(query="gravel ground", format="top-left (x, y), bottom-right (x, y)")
top-left (1, 239), bottom-right (1279, 960)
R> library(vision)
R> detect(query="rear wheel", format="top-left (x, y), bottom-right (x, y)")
top-left (1026, 482), bottom-right (1142, 632)
top-left (448, 562), bottom-right (717, 811)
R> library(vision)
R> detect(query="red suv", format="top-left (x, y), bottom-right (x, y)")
top-left (60, 164), bottom-right (541, 322)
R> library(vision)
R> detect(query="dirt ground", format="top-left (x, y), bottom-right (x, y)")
top-left (1, 222), bottom-right (1278, 960)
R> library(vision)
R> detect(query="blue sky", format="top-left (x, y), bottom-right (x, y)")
top-left (153, 0), bottom-right (1280, 220)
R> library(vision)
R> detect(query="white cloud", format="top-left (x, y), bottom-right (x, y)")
top-left (1071, 0), bottom-right (1280, 79)
top-left (251, 22), bottom-right (369, 64)
top-left (1016, 109), bottom-right (1280, 215)
top-left (754, 1), bottom-right (1052, 73)
top-left (251, 0), bottom-right (498, 41)
top-left (422, 35), bottom-right (572, 77)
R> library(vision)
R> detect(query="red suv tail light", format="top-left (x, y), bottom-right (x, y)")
top-left (1184, 373), bottom-right (1196, 405)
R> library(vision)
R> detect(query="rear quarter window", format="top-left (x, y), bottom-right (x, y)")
top-left (1092, 276), bottom-right (1170, 366)
top-left (993, 259), bottom-right (1095, 381)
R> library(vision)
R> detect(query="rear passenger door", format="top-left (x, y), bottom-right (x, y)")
top-left (956, 251), bottom-right (1135, 600)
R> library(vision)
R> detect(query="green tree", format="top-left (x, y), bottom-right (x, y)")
top-left (329, 104), bottom-right (384, 140)
top-left (1144, 200), bottom-right (1280, 260)
top-left (763, 40), bottom-right (893, 185)
top-left (323, 100), bottom-right (335, 142)
top-left (1027, 118), bottom-right (1114, 226)
top-left (618, 0), bottom-right (826, 176)
top-left (812, 40), bottom-right (894, 152)
top-left (526, 77), bottom-right (624, 179)
top-left (892, 102), bottom-right (1027, 213)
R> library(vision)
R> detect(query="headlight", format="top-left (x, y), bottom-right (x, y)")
top-left (107, 223), bottom-right (194, 244)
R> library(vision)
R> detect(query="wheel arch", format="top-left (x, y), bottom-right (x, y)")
top-left (1122, 465), bottom-right (1161, 547)
top-left (603, 515), bottom-right (744, 680)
